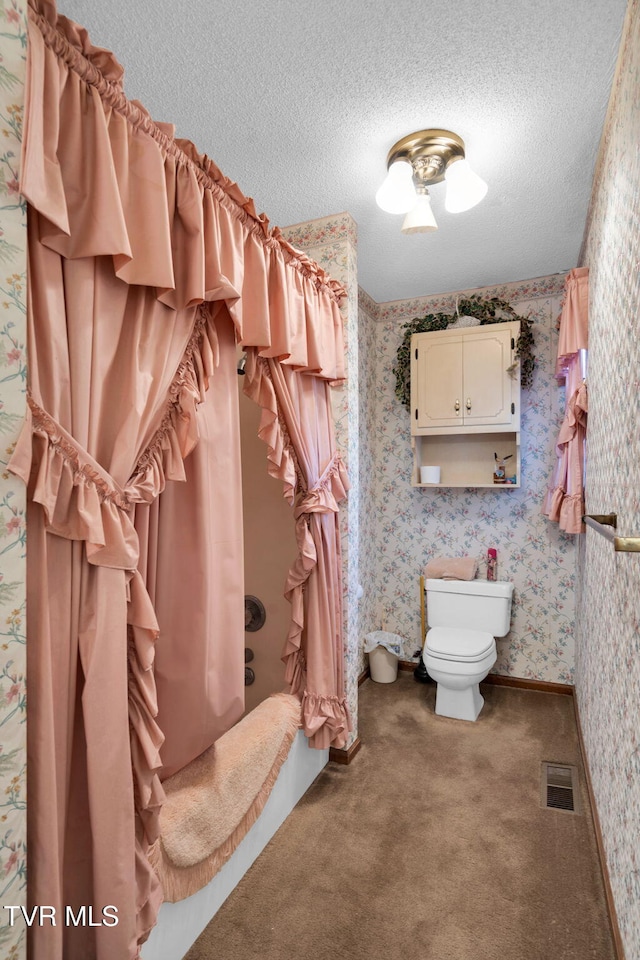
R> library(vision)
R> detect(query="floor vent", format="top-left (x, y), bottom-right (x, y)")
top-left (541, 762), bottom-right (581, 814)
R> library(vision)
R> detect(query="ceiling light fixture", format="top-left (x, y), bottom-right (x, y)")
top-left (375, 129), bottom-right (488, 234)
top-left (401, 185), bottom-right (437, 235)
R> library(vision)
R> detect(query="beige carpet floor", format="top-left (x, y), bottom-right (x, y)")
top-left (185, 675), bottom-right (616, 960)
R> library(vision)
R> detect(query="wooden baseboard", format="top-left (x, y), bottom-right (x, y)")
top-left (483, 674), bottom-right (574, 696)
top-left (398, 659), bottom-right (418, 672)
top-left (329, 736), bottom-right (362, 765)
top-left (365, 660), bottom-right (425, 677)
top-left (573, 697), bottom-right (626, 960)
top-left (358, 667), bottom-right (370, 686)
top-left (396, 663), bottom-right (574, 696)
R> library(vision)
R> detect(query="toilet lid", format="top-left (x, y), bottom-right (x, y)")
top-left (426, 627), bottom-right (495, 662)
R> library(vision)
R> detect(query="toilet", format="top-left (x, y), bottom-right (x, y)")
top-left (424, 578), bottom-right (513, 721)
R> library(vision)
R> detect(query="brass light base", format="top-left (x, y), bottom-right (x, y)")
top-left (386, 129), bottom-right (466, 185)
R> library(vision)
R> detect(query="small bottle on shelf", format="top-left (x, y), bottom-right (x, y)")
top-left (486, 548), bottom-right (498, 581)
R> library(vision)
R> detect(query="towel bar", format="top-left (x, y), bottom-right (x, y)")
top-left (583, 513), bottom-right (640, 552)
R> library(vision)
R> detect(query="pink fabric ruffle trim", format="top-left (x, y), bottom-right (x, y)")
top-left (542, 488), bottom-right (585, 535)
top-left (542, 380), bottom-right (588, 534)
top-left (127, 307), bottom-right (219, 503)
top-left (242, 350), bottom-right (299, 505)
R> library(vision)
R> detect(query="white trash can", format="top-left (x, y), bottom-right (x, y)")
top-left (368, 645), bottom-right (399, 683)
top-left (364, 631), bottom-right (403, 683)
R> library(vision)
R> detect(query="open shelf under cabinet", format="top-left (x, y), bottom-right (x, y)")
top-left (411, 432), bottom-right (521, 489)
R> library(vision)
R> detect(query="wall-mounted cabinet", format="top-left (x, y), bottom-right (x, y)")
top-left (410, 320), bottom-right (521, 488)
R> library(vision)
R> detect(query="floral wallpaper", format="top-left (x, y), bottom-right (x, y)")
top-left (0, 1), bottom-right (27, 957)
top-left (282, 214), bottom-right (361, 749)
top-left (356, 294), bottom-right (378, 676)
top-left (577, 1), bottom-right (640, 955)
top-left (361, 274), bottom-right (576, 683)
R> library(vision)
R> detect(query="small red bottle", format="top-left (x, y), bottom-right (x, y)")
top-left (487, 548), bottom-right (498, 581)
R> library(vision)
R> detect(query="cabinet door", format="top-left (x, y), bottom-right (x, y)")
top-left (462, 327), bottom-right (514, 427)
top-left (412, 332), bottom-right (463, 429)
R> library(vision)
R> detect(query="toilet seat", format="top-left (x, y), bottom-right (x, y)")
top-left (426, 627), bottom-right (495, 663)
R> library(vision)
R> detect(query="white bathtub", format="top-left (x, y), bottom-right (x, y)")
top-left (141, 731), bottom-right (328, 960)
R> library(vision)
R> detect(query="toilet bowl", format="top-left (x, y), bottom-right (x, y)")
top-left (423, 578), bottom-right (513, 721)
top-left (425, 627), bottom-right (497, 721)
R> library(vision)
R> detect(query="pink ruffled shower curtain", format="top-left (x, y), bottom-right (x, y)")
top-left (543, 267), bottom-right (589, 533)
top-left (135, 310), bottom-right (247, 781)
top-left (10, 2), bottom-right (349, 958)
top-left (244, 353), bottom-right (351, 749)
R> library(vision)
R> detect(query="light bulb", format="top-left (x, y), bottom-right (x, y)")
top-left (401, 192), bottom-right (438, 234)
top-left (444, 158), bottom-right (488, 213)
top-left (375, 160), bottom-right (416, 214)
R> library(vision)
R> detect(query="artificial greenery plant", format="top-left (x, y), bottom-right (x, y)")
top-left (393, 294), bottom-right (535, 409)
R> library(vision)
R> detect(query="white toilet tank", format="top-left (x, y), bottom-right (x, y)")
top-left (426, 579), bottom-right (513, 637)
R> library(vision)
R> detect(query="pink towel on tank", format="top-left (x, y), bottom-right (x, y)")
top-left (424, 557), bottom-right (478, 581)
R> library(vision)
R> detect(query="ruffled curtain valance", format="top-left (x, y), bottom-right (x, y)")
top-left (543, 267), bottom-right (589, 533)
top-left (555, 266), bottom-right (589, 376)
top-left (24, 0), bottom-right (346, 379)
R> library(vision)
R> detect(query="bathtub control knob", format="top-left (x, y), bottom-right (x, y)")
top-left (244, 666), bottom-right (255, 686)
top-left (245, 595), bottom-right (266, 632)
top-left (244, 647), bottom-right (254, 663)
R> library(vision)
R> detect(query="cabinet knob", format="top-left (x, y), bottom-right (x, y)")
top-left (454, 399), bottom-right (460, 415)
top-left (466, 397), bottom-right (472, 412)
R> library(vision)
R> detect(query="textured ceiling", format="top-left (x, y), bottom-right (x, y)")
top-left (58, 0), bottom-right (627, 303)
